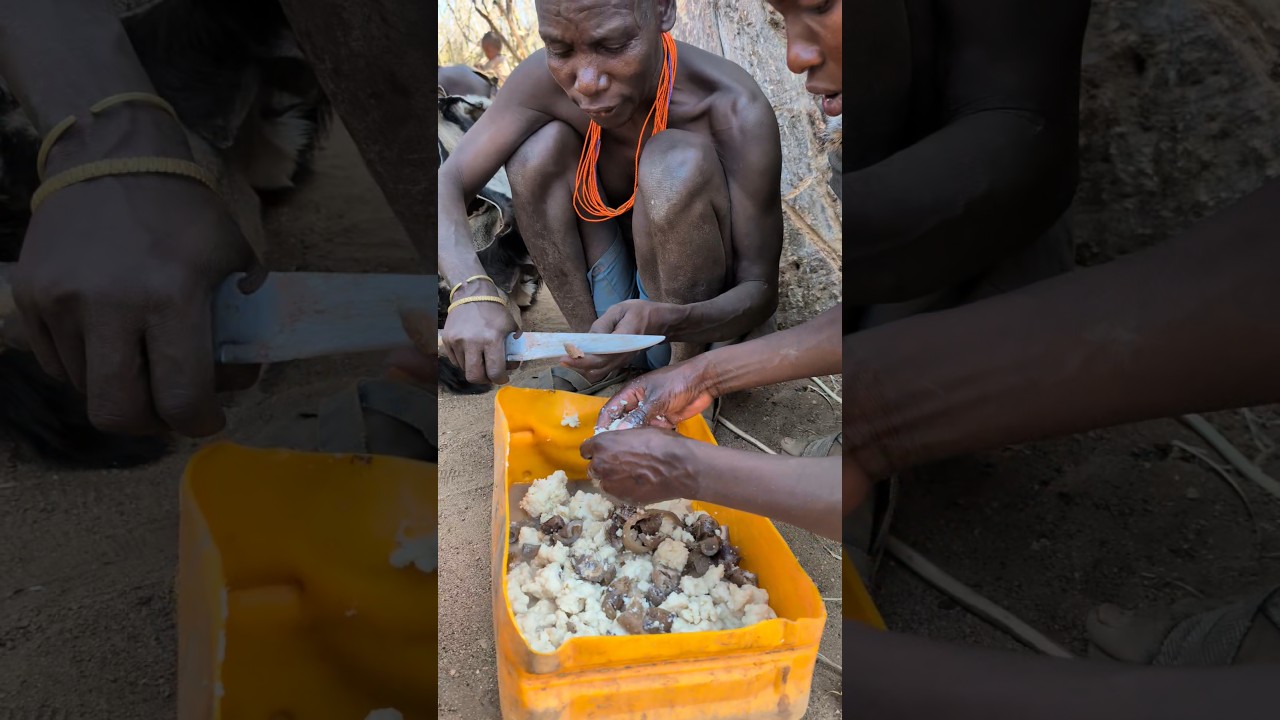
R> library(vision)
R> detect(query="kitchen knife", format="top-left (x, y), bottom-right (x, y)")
top-left (214, 271), bottom-right (433, 364)
top-left (436, 331), bottom-right (665, 362)
top-left (0, 265), bottom-right (434, 364)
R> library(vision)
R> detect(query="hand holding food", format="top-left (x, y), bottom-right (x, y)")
top-left (580, 427), bottom-right (706, 504)
top-left (595, 361), bottom-right (716, 431)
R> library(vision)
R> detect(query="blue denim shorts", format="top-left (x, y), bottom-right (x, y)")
top-left (585, 234), bottom-right (671, 370)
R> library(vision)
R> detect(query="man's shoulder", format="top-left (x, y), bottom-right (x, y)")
top-left (680, 42), bottom-right (773, 117)
top-left (502, 50), bottom-right (559, 104)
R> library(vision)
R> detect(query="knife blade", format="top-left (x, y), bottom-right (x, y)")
top-left (435, 330), bottom-right (665, 363)
top-left (505, 331), bottom-right (665, 362)
top-left (435, 331), bottom-right (665, 362)
top-left (214, 272), bottom-right (434, 364)
top-left (0, 265), bottom-right (435, 363)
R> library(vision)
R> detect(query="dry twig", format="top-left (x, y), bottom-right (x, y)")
top-left (1169, 439), bottom-right (1259, 542)
top-left (810, 376), bottom-right (843, 405)
top-left (1181, 413), bottom-right (1280, 501)
top-left (886, 536), bottom-right (1074, 659)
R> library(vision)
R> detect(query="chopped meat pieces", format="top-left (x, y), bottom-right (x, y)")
top-left (508, 471), bottom-right (777, 652)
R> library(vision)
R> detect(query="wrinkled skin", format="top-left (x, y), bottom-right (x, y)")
top-left (554, 296), bottom-right (683, 384)
top-left (13, 168), bottom-right (260, 437)
top-left (595, 357), bottom-right (716, 431)
top-left (580, 427), bottom-right (703, 504)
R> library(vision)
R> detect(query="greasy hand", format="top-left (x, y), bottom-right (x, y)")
top-left (580, 427), bottom-right (704, 504)
top-left (559, 299), bottom-right (678, 382)
top-left (439, 290), bottom-right (517, 385)
top-left (12, 173), bottom-right (259, 437)
top-left (596, 360), bottom-right (715, 431)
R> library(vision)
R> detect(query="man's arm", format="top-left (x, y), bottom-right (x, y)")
top-left (844, 621), bottom-right (1275, 720)
top-left (696, 450), bottom-right (841, 540)
top-left (695, 303), bottom-right (840, 395)
top-left (437, 53), bottom-right (565, 384)
top-left (437, 52), bottom-right (556, 288)
top-left (663, 89), bottom-right (784, 344)
top-left (0, 0), bottom-right (193, 170)
top-left (583, 430), bottom-right (842, 541)
top-left (843, 0), bottom-right (1092, 304)
top-left (846, 179), bottom-right (1280, 479)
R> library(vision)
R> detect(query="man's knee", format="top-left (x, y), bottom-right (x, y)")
top-left (507, 120), bottom-right (579, 189)
top-left (637, 129), bottom-right (721, 200)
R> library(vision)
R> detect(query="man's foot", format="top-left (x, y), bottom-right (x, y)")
top-left (781, 433), bottom-right (842, 458)
top-left (1087, 584), bottom-right (1280, 665)
top-left (248, 377), bottom-right (436, 462)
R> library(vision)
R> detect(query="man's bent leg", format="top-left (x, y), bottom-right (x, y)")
top-left (507, 120), bottom-right (619, 333)
top-left (277, 0), bottom-right (436, 268)
top-left (632, 129), bottom-right (732, 365)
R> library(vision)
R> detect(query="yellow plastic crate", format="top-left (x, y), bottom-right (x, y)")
top-left (492, 387), bottom-right (847, 719)
top-left (177, 443), bottom-right (436, 720)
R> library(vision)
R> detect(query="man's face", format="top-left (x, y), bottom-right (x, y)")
top-left (767, 0), bottom-right (842, 117)
top-left (482, 41), bottom-right (500, 60)
top-left (536, 0), bottom-right (668, 129)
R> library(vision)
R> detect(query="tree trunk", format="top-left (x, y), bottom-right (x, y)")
top-left (673, 1), bottom-right (841, 328)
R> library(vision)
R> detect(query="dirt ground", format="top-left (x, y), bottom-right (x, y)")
top-left (3, 123), bottom-right (1279, 720)
top-left (878, 407), bottom-right (1280, 658)
top-left (437, 292), bottom-right (845, 720)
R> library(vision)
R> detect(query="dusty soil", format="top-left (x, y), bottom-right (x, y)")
top-left (0, 124), bottom-right (420, 719)
top-left (878, 408), bottom-right (1280, 657)
top-left (437, 293), bottom-right (845, 720)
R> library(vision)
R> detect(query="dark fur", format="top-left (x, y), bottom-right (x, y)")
top-left (437, 94), bottom-right (542, 395)
top-left (0, 0), bottom-right (331, 467)
top-left (0, 351), bottom-right (169, 467)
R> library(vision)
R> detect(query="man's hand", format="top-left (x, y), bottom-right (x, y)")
top-left (560, 298), bottom-right (680, 381)
top-left (12, 173), bottom-right (258, 438)
top-left (580, 427), bottom-right (705, 504)
top-left (439, 293), bottom-right (517, 386)
top-left (389, 306), bottom-right (436, 386)
top-left (596, 359), bottom-right (716, 431)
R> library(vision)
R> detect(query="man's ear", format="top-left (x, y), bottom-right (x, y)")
top-left (657, 0), bottom-right (677, 33)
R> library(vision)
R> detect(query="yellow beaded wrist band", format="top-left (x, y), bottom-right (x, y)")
top-left (449, 274), bottom-right (497, 303)
top-left (30, 92), bottom-right (216, 213)
top-left (447, 295), bottom-right (508, 313)
top-left (30, 156), bottom-right (218, 213)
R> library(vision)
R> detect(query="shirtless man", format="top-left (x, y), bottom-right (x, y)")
top-left (474, 31), bottom-right (511, 87)
top-left (437, 0), bottom-right (784, 394)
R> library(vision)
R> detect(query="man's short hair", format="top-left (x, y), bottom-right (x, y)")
top-left (481, 31), bottom-right (503, 48)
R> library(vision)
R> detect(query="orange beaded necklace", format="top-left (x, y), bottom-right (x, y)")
top-left (572, 31), bottom-right (678, 222)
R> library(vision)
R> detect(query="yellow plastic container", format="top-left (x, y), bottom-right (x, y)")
top-left (843, 551), bottom-right (886, 629)
top-left (492, 387), bottom-right (841, 719)
top-left (177, 443), bottom-right (436, 720)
